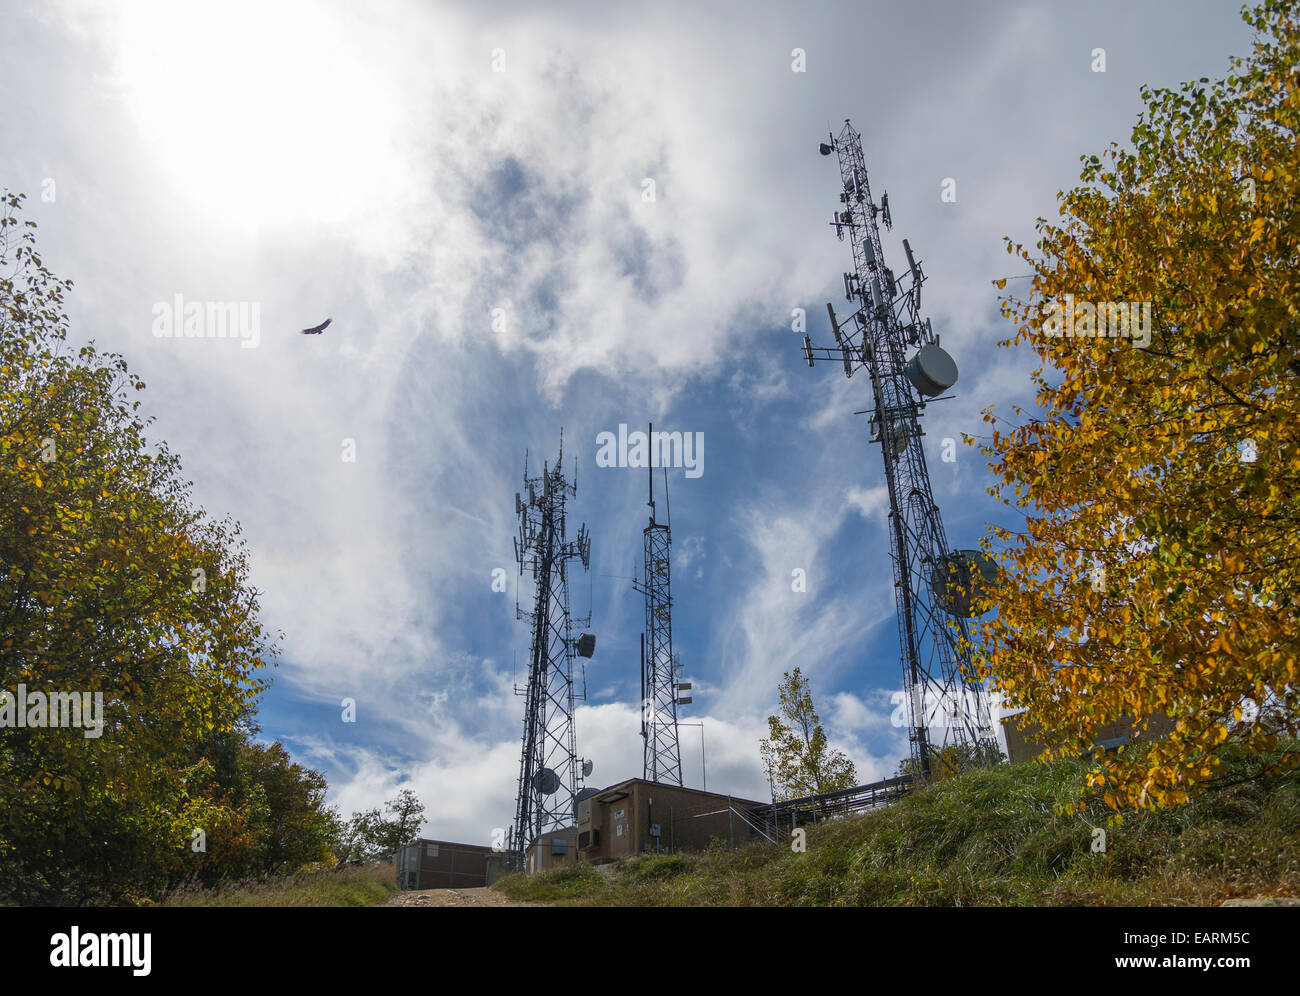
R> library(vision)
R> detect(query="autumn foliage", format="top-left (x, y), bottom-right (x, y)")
top-left (0, 193), bottom-right (336, 901)
top-left (972, 0), bottom-right (1300, 810)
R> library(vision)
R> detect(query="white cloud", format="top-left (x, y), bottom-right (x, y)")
top-left (2, 0), bottom-right (1255, 839)
top-left (845, 484), bottom-right (888, 521)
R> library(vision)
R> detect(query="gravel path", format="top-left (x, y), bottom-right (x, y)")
top-left (383, 887), bottom-right (544, 907)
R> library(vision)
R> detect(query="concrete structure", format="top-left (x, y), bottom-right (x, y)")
top-left (1001, 711), bottom-right (1176, 765)
top-left (396, 838), bottom-right (498, 890)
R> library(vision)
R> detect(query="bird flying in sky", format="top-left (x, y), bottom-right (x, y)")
top-left (301, 318), bottom-right (332, 335)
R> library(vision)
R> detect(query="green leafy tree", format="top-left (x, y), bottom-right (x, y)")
top-left (239, 741), bottom-right (339, 874)
top-left (971, 0), bottom-right (1300, 810)
top-left (374, 788), bottom-right (426, 856)
top-left (760, 668), bottom-right (857, 801)
top-left (173, 736), bottom-right (340, 884)
top-left (0, 192), bottom-right (278, 902)
top-left (337, 789), bottom-right (426, 861)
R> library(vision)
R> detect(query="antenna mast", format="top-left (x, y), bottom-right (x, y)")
top-left (509, 433), bottom-right (593, 867)
top-left (802, 120), bottom-right (998, 780)
top-left (635, 423), bottom-right (685, 785)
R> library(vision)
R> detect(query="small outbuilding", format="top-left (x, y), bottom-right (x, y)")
top-left (395, 838), bottom-right (499, 890)
top-left (520, 778), bottom-right (768, 873)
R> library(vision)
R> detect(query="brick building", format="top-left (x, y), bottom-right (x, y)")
top-left (522, 827), bottom-right (580, 875)
top-left (1000, 711), bottom-right (1176, 765)
top-left (518, 778), bottom-right (769, 871)
top-left (579, 777), bottom-right (767, 860)
top-left (396, 838), bottom-right (498, 890)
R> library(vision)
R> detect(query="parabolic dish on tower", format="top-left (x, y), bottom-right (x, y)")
top-left (932, 549), bottom-right (998, 617)
top-left (905, 343), bottom-right (959, 397)
top-left (532, 767), bottom-right (561, 795)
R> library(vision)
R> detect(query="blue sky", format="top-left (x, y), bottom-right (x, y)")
top-left (0, 0), bottom-right (1254, 843)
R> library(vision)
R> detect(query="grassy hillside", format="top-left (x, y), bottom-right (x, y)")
top-left (161, 862), bottom-right (397, 907)
top-left (494, 746), bottom-right (1300, 906)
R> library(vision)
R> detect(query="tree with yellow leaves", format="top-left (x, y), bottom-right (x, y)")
top-left (0, 192), bottom-right (329, 901)
top-left (971, 0), bottom-right (1299, 810)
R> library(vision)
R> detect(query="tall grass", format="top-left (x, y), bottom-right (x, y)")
top-left (161, 863), bottom-right (397, 907)
top-left (494, 744), bottom-right (1300, 906)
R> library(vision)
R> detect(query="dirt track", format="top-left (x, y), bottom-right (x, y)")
top-left (382, 887), bottom-right (543, 907)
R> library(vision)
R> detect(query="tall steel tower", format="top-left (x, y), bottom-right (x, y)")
top-left (635, 428), bottom-right (685, 785)
top-left (509, 434), bottom-right (593, 867)
top-left (800, 120), bottom-right (998, 780)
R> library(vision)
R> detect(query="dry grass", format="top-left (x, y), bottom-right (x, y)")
top-left (161, 863), bottom-right (398, 907)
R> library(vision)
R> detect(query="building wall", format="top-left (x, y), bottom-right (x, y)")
top-left (525, 829), bottom-right (579, 874)
top-left (509, 780), bottom-right (771, 873)
top-left (397, 839), bottom-right (498, 890)
top-left (576, 779), bottom-right (766, 862)
top-left (595, 788), bottom-right (636, 859)
top-left (484, 853), bottom-right (513, 886)
top-left (1001, 711), bottom-right (1176, 765)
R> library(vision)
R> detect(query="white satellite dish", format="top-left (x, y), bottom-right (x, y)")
top-left (582, 760), bottom-right (593, 778)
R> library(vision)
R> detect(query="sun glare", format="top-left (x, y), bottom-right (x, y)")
top-left (108, 1), bottom-right (400, 232)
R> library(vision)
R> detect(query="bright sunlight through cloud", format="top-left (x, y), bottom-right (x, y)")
top-left (105, 1), bottom-right (401, 232)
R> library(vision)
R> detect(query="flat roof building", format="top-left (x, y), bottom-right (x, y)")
top-left (572, 777), bottom-right (767, 864)
top-left (519, 778), bottom-right (767, 874)
top-left (522, 827), bottom-right (580, 876)
top-left (514, 776), bottom-right (915, 874)
top-left (396, 838), bottom-right (499, 890)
